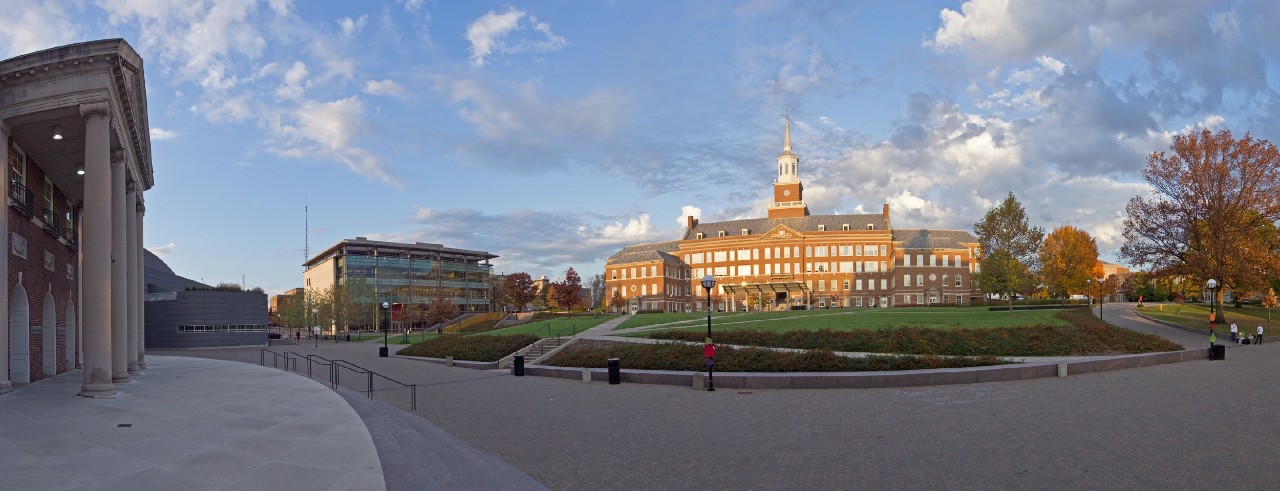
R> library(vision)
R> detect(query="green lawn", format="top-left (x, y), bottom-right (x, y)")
top-left (1139, 303), bottom-right (1280, 332)
top-left (474, 314), bottom-right (613, 338)
top-left (621, 306), bottom-right (1074, 335)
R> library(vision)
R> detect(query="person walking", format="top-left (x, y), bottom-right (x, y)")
top-left (1230, 322), bottom-right (1239, 342)
top-left (1258, 325), bottom-right (1264, 345)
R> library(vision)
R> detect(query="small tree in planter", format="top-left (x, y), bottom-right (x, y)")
top-left (1263, 288), bottom-right (1278, 321)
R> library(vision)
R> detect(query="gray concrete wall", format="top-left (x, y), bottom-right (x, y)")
top-left (145, 290), bottom-right (268, 349)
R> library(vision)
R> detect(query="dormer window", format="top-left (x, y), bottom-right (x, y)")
top-left (696, 232), bottom-right (705, 239)
top-left (741, 228), bottom-right (749, 235)
top-left (867, 224), bottom-right (875, 230)
top-left (842, 224), bottom-right (850, 231)
top-left (718, 231), bottom-right (726, 237)
top-left (818, 224), bottom-right (826, 231)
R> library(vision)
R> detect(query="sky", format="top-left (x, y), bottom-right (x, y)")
top-left (4, 0), bottom-right (1279, 296)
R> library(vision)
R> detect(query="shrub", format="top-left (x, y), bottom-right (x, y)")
top-left (646, 309), bottom-right (1183, 356)
top-left (542, 340), bottom-right (1012, 372)
top-left (398, 334), bottom-right (539, 362)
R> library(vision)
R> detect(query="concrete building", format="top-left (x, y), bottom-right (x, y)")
top-left (303, 238), bottom-right (496, 329)
top-left (1, 40), bottom-right (154, 397)
top-left (605, 118), bottom-right (981, 313)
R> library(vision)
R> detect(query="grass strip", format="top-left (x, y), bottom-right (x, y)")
top-left (646, 309), bottom-right (1182, 356)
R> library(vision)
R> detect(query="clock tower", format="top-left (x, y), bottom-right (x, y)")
top-left (768, 115), bottom-right (809, 218)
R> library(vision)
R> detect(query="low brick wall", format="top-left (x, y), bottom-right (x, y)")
top-left (390, 354), bottom-right (498, 370)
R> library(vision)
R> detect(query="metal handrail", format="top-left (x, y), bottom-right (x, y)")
top-left (332, 359), bottom-right (417, 411)
top-left (64, 225), bottom-right (78, 251)
top-left (257, 349), bottom-right (415, 411)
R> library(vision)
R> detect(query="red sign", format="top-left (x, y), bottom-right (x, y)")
top-left (704, 344), bottom-right (716, 358)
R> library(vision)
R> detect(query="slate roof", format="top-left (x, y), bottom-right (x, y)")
top-left (681, 214), bottom-right (889, 240)
top-left (891, 229), bottom-right (978, 249)
top-left (145, 249), bottom-right (209, 293)
top-left (606, 240), bottom-right (681, 265)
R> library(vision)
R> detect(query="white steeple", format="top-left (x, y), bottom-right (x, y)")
top-left (776, 115), bottom-right (799, 184)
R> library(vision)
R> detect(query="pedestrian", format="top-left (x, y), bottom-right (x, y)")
top-left (1258, 325), bottom-right (1264, 345)
top-left (295, 331), bottom-right (300, 344)
top-left (1230, 322), bottom-right (1238, 342)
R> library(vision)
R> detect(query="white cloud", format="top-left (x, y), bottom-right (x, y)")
top-left (466, 7), bottom-right (567, 66)
top-left (363, 79), bottom-right (406, 97)
top-left (445, 78), bottom-right (624, 150)
top-left (601, 214), bottom-right (654, 239)
top-left (150, 128), bottom-right (179, 140)
top-left (677, 206), bottom-right (702, 227)
top-left (339, 15), bottom-right (367, 36)
top-left (0, 0), bottom-right (80, 58)
top-left (268, 96), bottom-right (397, 186)
top-left (398, 0), bottom-right (423, 12)
top-left (148, 242), bottom-right (177, 256)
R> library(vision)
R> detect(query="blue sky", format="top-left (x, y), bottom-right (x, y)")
top-left (4, 0), bottom-right (1279, 296)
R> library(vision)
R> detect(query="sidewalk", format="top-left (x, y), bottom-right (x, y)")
top-left (0, 356), bottom-right (383, 491)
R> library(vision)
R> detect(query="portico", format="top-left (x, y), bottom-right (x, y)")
top-left (0, 39), bottom-right (154, 397)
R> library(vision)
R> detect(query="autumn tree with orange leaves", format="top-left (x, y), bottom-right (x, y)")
top-left (1039, 225), bottom-right (1101, 299)
top-left (1121, 129), bottom-right (1280, 323)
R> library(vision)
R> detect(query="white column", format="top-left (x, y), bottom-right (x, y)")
top-left (79, 102), bottom-right (116, 397)
top-left (0, 126), bottom-right (11, 395)
top-left (125, 184), bottom-right (139, 375)
top-left (110, 153), bottom-right (129, 384)
top-left (135, 200), bottom-right (145, 369)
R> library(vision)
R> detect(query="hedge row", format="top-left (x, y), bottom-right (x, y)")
top-left (542, 340), bottom-right (1011, 372)
top-left (646, 309), bottom-right (1182, 356)
top-left (398, 334), bottom-right (540, 361)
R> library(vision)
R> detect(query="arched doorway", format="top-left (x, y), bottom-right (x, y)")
top-left (65, 301), bottom-right (76, 369)
top-left (10, 284), bottom-right (30, 383)
top-left (42, 292), bottom-right (56, 378)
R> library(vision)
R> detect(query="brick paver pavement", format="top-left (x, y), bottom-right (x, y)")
top-left (160, 303), bottom-right (1276, 490)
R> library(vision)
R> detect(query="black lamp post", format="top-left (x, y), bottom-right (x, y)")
top-left (312, 308), bottom-right (319, 347)
top-left (1096, 277), bottom-right (1104, 322)
top-left (701, 274), bottom-right (716, 392)
top-left (1207, 278), bottom-right (1218, 338)
top-left (380, 301), bottom-right (390, 357)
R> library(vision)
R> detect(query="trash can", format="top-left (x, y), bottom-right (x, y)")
top-left (607, 358), bottom-right (620, 385)
top-left (379, 346), bottom-right (389, 358)
top-left (346, 333), bottom-right (351, 342)
top-left (514, 355), bottom-right (525, 376)
top-left (1210, 344), bottom-right (1225, 360)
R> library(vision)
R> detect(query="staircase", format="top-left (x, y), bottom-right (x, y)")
top-left (500, 336), bottom-right (577, 368)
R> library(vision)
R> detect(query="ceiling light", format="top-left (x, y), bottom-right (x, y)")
top-left (76, 163), bottom-right (85, 175)
top-left (52, 126), bottom-right (63, 140)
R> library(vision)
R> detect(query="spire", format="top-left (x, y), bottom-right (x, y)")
top-left (783, 114), bottom-right (792, 152)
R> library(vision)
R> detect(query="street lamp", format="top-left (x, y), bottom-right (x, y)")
top-left (1096, 277), bottom-right (1104, 322)
top-left (1207, 278), bottom-right (1218, 331)
top-left (701, 274), bottom-right (717, 392)
top-left (312, 308), bottom-right (319, 347)
top-left (379, 301), bottom-right (391, 357)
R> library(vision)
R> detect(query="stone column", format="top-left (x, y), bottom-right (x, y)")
top-left (110, 152), bottom-right (129, 385)
top-left (0, 127), bottom-right (11, 395)
top-left (136, 201), bottom-right (146, 369)
top-left (79, 102), bottom-right (116, 397)
top-left (125, 184), bottom-right (139, 375)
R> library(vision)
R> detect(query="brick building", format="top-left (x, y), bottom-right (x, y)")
top-left (2, 40), bottom-right (154, 397)
top-left (605, 118), bottom-right (981, 313)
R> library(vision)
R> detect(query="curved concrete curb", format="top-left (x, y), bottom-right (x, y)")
top-left (1135, 310), bottom-right (1212, 336)
top-left (522, 348), bottom-right (1209, 389)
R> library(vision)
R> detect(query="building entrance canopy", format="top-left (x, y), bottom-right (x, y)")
top-left (720, 281), bottom-right (809, 296)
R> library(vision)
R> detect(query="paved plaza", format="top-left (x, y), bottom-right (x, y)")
top-left (9, 303), bottom-right (1280, 489)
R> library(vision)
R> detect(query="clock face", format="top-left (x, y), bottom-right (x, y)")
top-left (783, 189), bottom-right (791, 197)
top-left (929, 274), bottom-right (937, 281)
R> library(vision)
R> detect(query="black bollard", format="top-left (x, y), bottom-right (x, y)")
top-left (514, 355), bottom-right (525, 376)
top-left (607, 357), bottom-right (620, 384)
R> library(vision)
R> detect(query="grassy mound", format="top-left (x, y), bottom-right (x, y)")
top-left (398, 334), bottom-right (539, 362)
top-left (543, 340), bottom-right (1012, 372)
top-left (646, 309), bottom-right (1182, 356)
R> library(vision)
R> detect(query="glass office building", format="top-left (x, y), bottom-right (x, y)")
top-left (303, 238), bottom-right (496, 327)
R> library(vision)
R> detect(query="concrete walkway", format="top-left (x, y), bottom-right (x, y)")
top-left (0, 356), bottom-right (384, 491)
